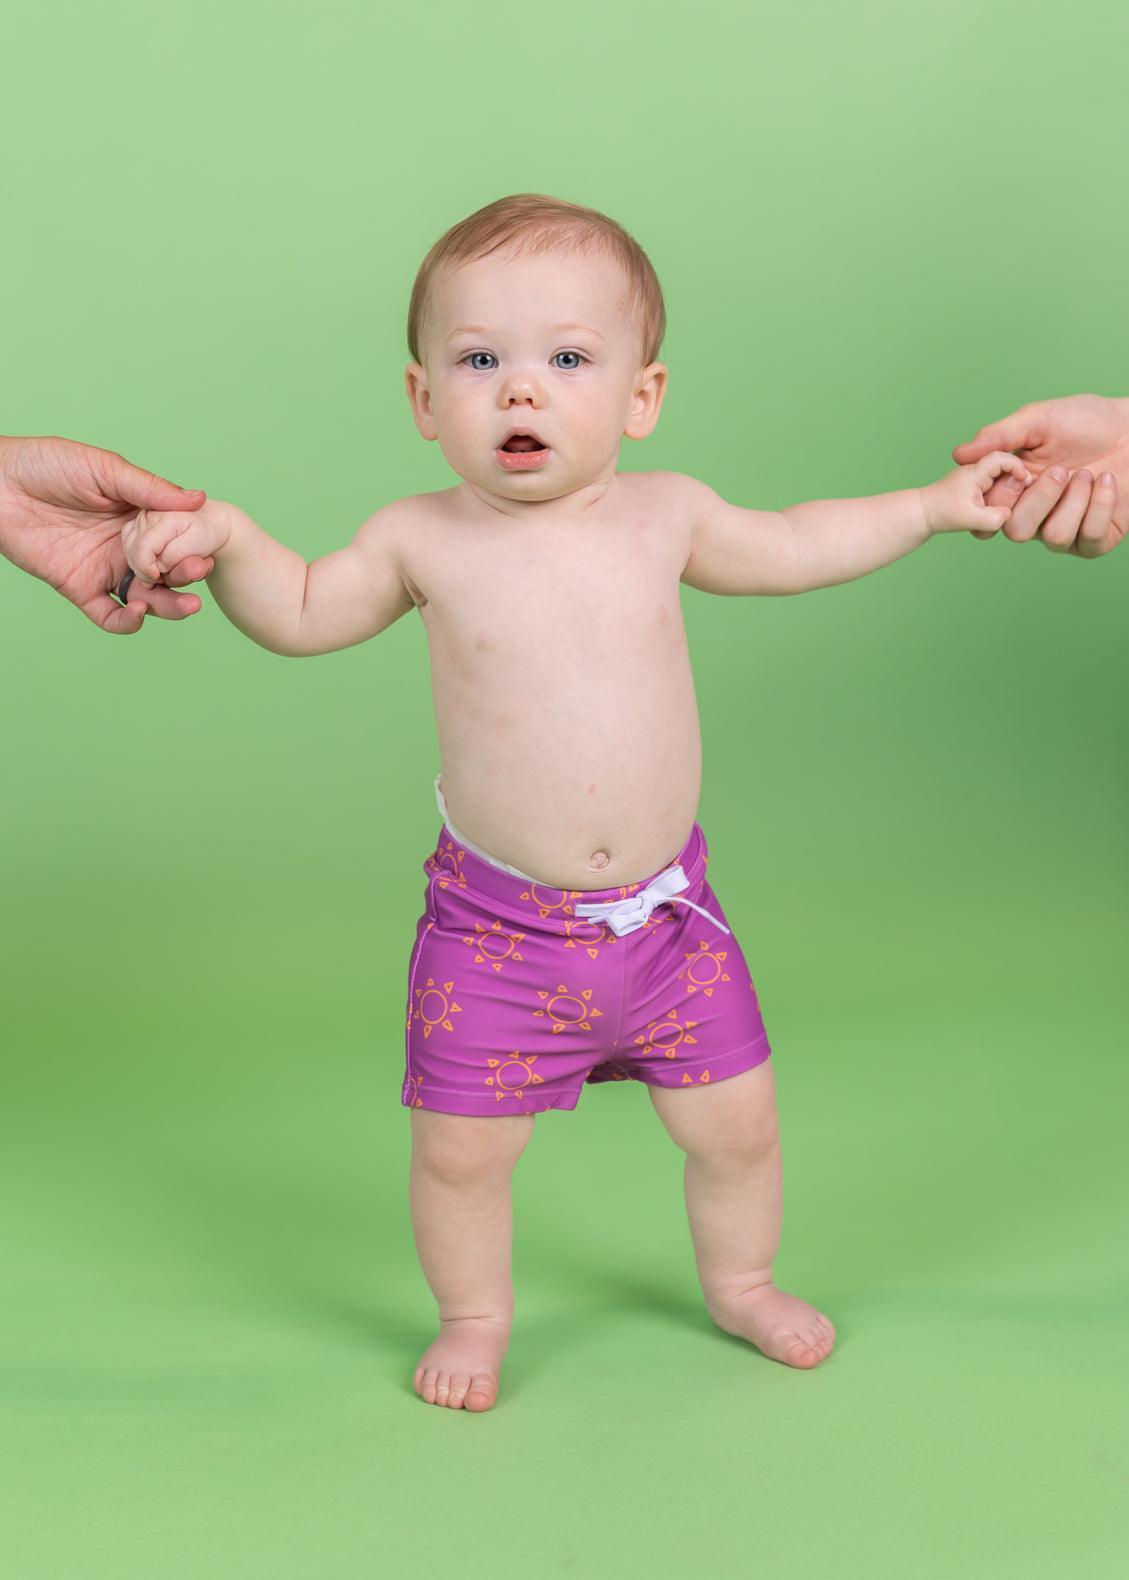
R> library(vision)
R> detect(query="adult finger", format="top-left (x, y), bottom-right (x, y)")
top-left (951, 405), bottom-right (1045, 465)
top-left (983, 475), bottom-right (1026, 508)
top-left (86, 590), bottom-right (148, 634)
top-left (1035, 471), bottom-right (1093, 552)
top-left (82, 579), bottom-right (201, 631)
top-left (94, 449), bottom-right (208, 514)
top-left (971, 474), bottom-right (1024, 538)
top-left (1001, 466), bottom-right (1072, 542)
top-left (1069, 471), bottom-right (1116, 559)
top-left (130, 580), bottom-right (204, 620)
top-left (162, 553), bottom-right (215, 586)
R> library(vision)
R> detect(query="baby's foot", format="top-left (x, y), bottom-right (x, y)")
top-left (413, 1316), bottom-right (511, 1410)
top-left (707, 1281), bottom-right (836, 1369)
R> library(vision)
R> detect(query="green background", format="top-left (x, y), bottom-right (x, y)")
top-left (3, 0), bottom-right (1127, 1574)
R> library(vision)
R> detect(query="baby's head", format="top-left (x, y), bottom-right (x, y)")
top-left (404, 193), bottom-right (668, 511)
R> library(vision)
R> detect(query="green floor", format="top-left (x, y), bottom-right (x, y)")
top-left (5, 982), bottom-right (1125, 1578)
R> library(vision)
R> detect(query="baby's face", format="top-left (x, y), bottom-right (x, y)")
top-left (405, 249), bottom-right (667, 511)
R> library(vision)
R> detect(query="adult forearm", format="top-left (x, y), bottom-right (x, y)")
top-left (1113, 398), bottom-right (1129, 476)
top-left (206, 504), bottom-right (310, 655)
top-left (781, 488), bottom-right (931, 592)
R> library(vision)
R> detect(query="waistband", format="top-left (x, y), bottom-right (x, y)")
top-left (434, 774), bottom-right (540, 880)
top-left (428, 775), bottom-right (727, 939)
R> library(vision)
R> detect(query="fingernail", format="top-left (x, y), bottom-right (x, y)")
top-left (1077, 469), bottom-right (1093, 484)
top-left (1050, 465), bottom-right (1068, 482)
top-left (1101, 472), bottom-right (1115, 488)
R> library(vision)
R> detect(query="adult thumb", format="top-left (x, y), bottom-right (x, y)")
top-left (951, 410), bottom-right (1037, 466)
top-left (103, 451), bottom-right (207, 512)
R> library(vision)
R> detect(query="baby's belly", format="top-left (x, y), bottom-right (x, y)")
top-left (428, 641), bottom-right (703, 889)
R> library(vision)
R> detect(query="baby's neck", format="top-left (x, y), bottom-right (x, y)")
top-left (455, 474), bottom-right (619, 523)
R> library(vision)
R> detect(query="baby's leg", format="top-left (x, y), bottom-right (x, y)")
top-left (409, 1106), bottom-right (534, 1410)
top-left (648, 1061), bottom-right (836, 1368)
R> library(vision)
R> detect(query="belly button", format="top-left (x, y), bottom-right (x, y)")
top-left (589, 849), bottom-right (610, 870)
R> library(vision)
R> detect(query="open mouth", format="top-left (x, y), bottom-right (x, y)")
top-left (495, 430), bottom-right (551, 469)
top-left (499, 433), bottom-right (548, 453)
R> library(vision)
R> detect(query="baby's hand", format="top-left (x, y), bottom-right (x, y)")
top-left (920, 452), bottom-right (1035, 536)
top-left (121, 499), bottom-right (234, 587)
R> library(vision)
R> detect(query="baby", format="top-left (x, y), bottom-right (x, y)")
top-left (121, 193), bottom-right (1034, 1413)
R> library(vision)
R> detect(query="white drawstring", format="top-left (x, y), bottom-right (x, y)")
top-left (574, 863), bottom-right (729, 938)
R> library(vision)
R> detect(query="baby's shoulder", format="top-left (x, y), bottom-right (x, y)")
top-left (621, 470), bottom-right (718, 535)
top-left (626, 469), bottom-right (711, 511)
top-left (638, 469), bottom-right (712, 499)
top-left (349, 489), bottom-right (455, 554)
top-left (374, 486), bottom-right (461, 532)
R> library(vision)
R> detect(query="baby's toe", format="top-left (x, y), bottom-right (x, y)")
top-left (783, 1331), bottom-right (824, 1368)
top-left (446, 1373), bottom-right (472, 1408)
top-left (417, 1367), bottom-right (440, 1404)
top-left (464, 1373), bottom-right (498, 1411)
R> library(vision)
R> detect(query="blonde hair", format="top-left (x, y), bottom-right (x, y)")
top-left (407, 193), bottom-right (666, 371)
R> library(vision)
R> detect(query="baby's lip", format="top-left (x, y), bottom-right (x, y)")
top-left (498, 427), bottom-right (549, 448)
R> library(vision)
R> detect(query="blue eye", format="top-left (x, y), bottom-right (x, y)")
top-left (458, 350), bottom-right (589, 371)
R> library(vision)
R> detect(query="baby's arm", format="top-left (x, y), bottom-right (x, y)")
top-left (122, 498), bottom-right (414, 655)
top-left (678, 454), bottom-right (1039, 597)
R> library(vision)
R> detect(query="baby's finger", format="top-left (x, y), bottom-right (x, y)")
top-left (984, 474), bottom-right (1026, 508)
top-left (123, 511), bottom-right (202, 582)
top-left (972, 475), bottom-right (1026, 538)
top-left (124, 528), bottom-right (176, 583)
top-left (974, 504), bottom-right (1013, 533)
top-left (973, 451), bottom-right (1034, 490)
top-left (145, 516), bottom-right (214, 575)
top-left (120, 522), bottom-right (160, 584)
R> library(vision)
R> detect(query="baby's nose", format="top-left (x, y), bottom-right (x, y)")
top-left (504, 372), bottom-right (541, 398)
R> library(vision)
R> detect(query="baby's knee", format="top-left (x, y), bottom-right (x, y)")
top-left (705, 1123), bottom-right (778, 1169)
top-left (681, 1097), bottom-right (779, 1166)
top-left (411, 1107), bottom-right (534, 1182)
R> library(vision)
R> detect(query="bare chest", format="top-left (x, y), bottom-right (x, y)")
top-left (397, 475), bottom-right (692, 659)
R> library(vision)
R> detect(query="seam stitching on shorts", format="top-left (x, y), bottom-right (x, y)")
top-left (629, 1034), bottom-right (772, 1084)
top-left (404, 872), bottom-right (439, 1099)
top-left (408, 1085), bottom-right (551, 1098)
top-left (609, 929), bottom-right (630, 1059)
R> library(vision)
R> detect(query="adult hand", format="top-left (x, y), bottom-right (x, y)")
top-left (0, 434), bottom-right (216, 633)
top-left (951, 394), bottom-right (1129, 558)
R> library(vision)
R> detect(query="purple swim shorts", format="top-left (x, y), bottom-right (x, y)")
top-left (401, 818), bottom-right (772, 1116)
